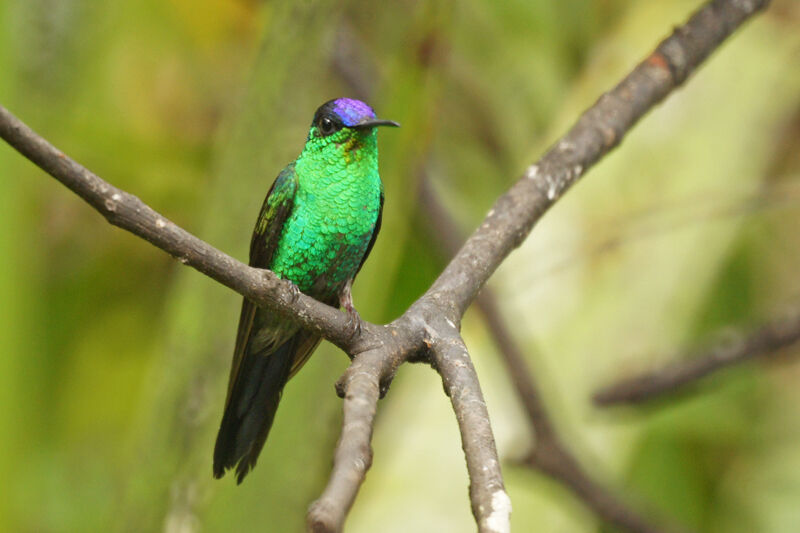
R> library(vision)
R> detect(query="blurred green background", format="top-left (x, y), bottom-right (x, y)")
top-left (1, 0), bottom-right (799, 531)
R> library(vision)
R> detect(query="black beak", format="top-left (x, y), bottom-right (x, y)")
top-left (352, 118), bottom-right (401, 130)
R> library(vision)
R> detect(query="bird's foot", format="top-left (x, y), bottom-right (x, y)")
top-left (287, 280), bottom-right (301, 303)
top-left (340, 280), bottom-right (362, 339)
top-left (344, 305), bottom-right (362, 339)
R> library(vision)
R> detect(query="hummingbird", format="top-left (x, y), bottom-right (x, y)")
top-left (213, 98), bottom-right (399, 483)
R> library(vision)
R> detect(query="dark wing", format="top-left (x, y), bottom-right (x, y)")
top-left (286, 330), bottom-right (325, 380)
top-left (355, 188), bottom-right (384, 277)
top-left (225, 163), bottom-right (297, 402)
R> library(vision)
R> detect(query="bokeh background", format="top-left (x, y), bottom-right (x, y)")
top-left (1, 1), bottom-right (799, 531)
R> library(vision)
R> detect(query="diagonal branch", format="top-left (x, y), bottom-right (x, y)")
top-left (307, 343), bottom-right (404, 532)
top-left (0, 1), bottom-right (771, 532)
top-left (428, 319), bottom-right (510, 532)
top-left (594, 308), bottom-right (800, 406)
top-left (0, 103), bottom-right (363, 351)
top-left (419, 177), bottom-right (680, 533)
top-left (424, 0), bottom-right (771, 321)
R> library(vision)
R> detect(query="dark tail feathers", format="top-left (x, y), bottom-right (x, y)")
top-left (213, 339), bottom-right (294, 483)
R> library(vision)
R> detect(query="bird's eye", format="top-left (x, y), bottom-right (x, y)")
top-left (318, 116), bottom-right (338, 136)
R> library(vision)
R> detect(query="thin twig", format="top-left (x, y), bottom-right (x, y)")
top-left (594, 309), bottom-right (800, 406)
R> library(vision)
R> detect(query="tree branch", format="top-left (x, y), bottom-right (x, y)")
top-left (307, 327), bottom-right (417, 532)
top-left (0, 103), bottom-right (365, 351)
top-left (306, 347), bottom-right (388, 532)
top-left (419, 177), bottom-right (683, 533)
top-left (594, 308), bottom-right (800, 406)
top-left (429, 319), bottom-right (511, 532)
top-left (423, 0), bottom-right (771, 321)
top-left (0, 0), bottom-right (770, 531)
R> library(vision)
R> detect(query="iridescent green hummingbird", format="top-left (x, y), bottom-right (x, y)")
top-left (213, 98), bottom-right (398, 483)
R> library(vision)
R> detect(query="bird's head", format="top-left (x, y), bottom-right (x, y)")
top-left (303, 98), bottom-right (399, 160)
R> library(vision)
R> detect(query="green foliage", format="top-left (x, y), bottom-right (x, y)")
top-left (1, 0), bottom-right (799, 532)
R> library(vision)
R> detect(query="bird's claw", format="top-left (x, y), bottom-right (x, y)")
top-left (339, 279), bottom-right (361, 339)
top-left (344, 304), bottom-right (362, 339)
top-left (287, 281), bottom-right (301, 304)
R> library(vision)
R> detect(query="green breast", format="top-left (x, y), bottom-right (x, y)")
top-left (269, 131), bottom-right (382, 296)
